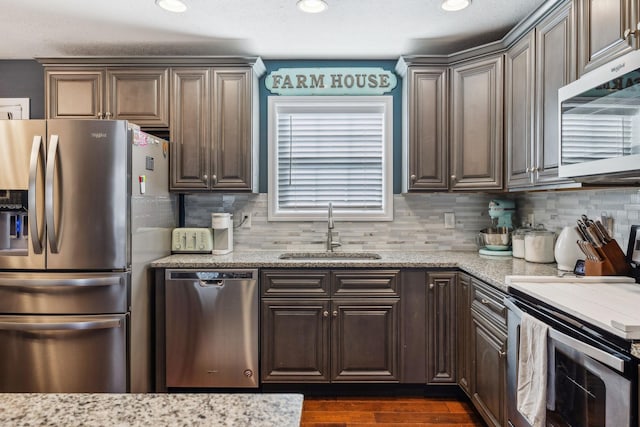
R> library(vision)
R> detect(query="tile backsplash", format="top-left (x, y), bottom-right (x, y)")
top-left (184, 187), bottom-right (640, 253)
top-left (185, 193), bottom-right (495, 252)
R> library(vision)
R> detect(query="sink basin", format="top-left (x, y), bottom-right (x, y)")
top-left (278, 252), bottom-right (382, 260)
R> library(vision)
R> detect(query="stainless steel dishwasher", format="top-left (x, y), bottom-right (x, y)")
top-left (164, 269), bottom-right (258, 388)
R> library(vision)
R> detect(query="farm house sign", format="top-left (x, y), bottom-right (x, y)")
top-left (265, 68), bottom-right (397, 95)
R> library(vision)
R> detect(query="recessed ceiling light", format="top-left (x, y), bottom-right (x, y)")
top-left (156, 0), bottom-right (187, 13)
top-left (441, 0), bottom-right (471, 11)
top-left (297, 0), bottom-right (328, 13)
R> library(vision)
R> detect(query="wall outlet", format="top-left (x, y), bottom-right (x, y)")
top-left (444, 212), bottom-right (455, 229)
top-left (239, 212), bottom-right (252, 229)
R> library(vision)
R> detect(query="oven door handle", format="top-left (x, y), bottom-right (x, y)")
top-left (548, 328), bottom-right (626, 373)
top-left (504, 296), bottom-right (522, 316)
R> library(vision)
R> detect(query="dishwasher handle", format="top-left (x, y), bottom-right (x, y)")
top-left (198, 279), bottom-right (224, 288)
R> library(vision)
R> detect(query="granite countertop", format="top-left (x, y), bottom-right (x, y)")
top-left (150, 250), bottom-right (561, 291)
top-left (0, 393), bottom-right (303, 427)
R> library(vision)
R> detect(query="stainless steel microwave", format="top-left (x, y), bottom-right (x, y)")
top-left (559, 49), bottom-right (640, 183)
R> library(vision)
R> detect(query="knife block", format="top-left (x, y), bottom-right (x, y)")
top-left (585, 240), bottom-right (631, 276)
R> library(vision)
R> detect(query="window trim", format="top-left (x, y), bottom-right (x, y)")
top-left (267, 95), bottom-right (393, 222)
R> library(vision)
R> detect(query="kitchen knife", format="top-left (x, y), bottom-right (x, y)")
top-left (594, 219), bottom-right (612, 243)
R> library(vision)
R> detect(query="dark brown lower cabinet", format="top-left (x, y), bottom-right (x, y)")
top-left (260, 269), bottom-right (399, 384)
top-left (470, 307), bottom-right (507, 427)
top-left (331, 300), bottom-right (399, 382)
top-left (260, 300), bottom-right (330, 382)
top-left (400, 270), bottom-right (456, 384)
top-left (456, 273), bottom-right (472, 395)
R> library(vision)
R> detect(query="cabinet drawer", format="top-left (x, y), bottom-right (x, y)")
top-left (332, 270), bottom-right (400, 297)
top-left (471, 278), bottom-right (507, 328)
top-left (261, 270), bottom-right (330, 297)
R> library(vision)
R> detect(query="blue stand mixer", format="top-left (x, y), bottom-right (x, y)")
top-left (478, 199), bottom-right (516, 256)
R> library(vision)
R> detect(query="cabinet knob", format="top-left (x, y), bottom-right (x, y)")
top-left (624, 28), bottom-right (637, 39)
top-left (323, 310), bottom-right (329, 318)
top-left (212, 174), bottom-right (217, 184)
top-left (450, 175), bottom-right (457, 181)
top-left (105, 112), bottom-right (112, 119)
top-left (525, 167), bottom-right (531, 173)
top-left (410, 174), bottom-right (417, 183)
top-left (429, 283), bottom-right (435, 290)
top-left (499, 350), bottom-right (506, 358)
top-left (332, 310), bottom-right (338, 317)
top-left (97, 112), bottom-right (103, 119)
top-left (532, 166), bottom-right (539, 172)
top-left (203, 174), bottom-right (208, 182)
top-left (481, 298), bottom-right (490, 305)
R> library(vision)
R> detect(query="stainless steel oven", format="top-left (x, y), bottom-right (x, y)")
top-left (505, 295), bottom-right (637, 427)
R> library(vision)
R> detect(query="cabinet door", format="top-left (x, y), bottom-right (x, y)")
top-left (407, 67), bottom-right (448, 190)
top-left (506, 32), bottom-right (535, 189)
top-left (471, 307), bottom-right (507, 427)
top-left (211, 68), bottom-right (253, 191)
top-left (45, 69), bottom-right (104, 119)
top-left (331, 299), bottom-right (399, 382)
top-left (535, 1), bottom-right (578, 186)
top-left (426, 272), bottom-right (456, 384)
top-left (456, 273), bottom-right (472, 395)
top-left (170, 68), bottom-right (211, 191)
top-left (450, 55), bottom-right (504, 190)
top-left (261, 299), bottom-right (330, 383)
top-left (106, 68), bottom-right (169, 128)
top-left (578, 0), bottom-right (635, 76)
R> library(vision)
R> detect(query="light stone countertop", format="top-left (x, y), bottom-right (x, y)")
top-left (0, 393), bottom-right (303, 427)
top-left (150, 250), bottom-right (562, 292)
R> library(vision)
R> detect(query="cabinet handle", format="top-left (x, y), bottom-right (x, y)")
top-left (429, 283), bottom-right (435, 290)
top-left (624, 28), bottom-right (637, 39)
top-left (332, 310), bottom-right (338, 317)
top-left (323, 310), bottom-right (329, 318)
top-left (410, 174), bottom-right (417, 183)
top-left (532, 166), bottom-right (538, 172)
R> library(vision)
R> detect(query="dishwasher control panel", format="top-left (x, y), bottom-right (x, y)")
top-left (171, 228), bottom-right (214, 253)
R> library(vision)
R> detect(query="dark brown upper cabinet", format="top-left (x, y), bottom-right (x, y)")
top-left (577, 0), bottom-right (638, 77)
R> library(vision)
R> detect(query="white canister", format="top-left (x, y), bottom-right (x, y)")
top-left (554, 226), bottom-right (585, 271)
top-left (511, 228), bottom-right (530, 259)
top-left (524, 229), bottom-right (556, 263)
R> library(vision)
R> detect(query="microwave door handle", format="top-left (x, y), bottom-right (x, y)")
top-left (45, 134), bottom-right (59, 253)
top-left (0, 318), bottom-right (123, 331)
top-left (28, 135), bottom-right (45, 254)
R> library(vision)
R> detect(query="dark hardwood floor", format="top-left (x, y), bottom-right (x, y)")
top-left (300, 396), bottom-right (485, 426)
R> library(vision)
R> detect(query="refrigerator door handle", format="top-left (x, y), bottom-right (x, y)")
top-left (45, 134), bottom-right (60, 253)
top-left (28, 135), bottom-right (45, 254)
top-left (0, 275), bottom-right (124, 290)
top-left (0, 318), bottom-right (123, 331)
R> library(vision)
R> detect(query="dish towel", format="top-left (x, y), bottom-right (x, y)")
top-left (516, 312), bottom-right (549, 427)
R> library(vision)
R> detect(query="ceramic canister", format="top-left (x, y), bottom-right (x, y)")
top-left (554, 225), bottom-right (585, 271)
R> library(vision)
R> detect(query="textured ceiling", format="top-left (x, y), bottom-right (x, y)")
top-left (1, 0), bottom-right (547, 60)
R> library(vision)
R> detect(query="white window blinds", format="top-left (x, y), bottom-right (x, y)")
top-left (268, 96), bottom-right (393, 221)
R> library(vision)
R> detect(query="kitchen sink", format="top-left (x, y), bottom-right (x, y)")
top-left (278, 252), bottom-right (382, 260)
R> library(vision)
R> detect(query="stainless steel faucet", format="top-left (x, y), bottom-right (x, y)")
top-left (326, 202), bottom-right (341, 252)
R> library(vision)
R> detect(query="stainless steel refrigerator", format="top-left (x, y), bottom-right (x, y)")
top-left (0, 119), bottom-right (176, 392)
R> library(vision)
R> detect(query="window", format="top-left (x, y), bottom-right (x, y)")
top-left (268, 96), bottom-right (393, 221)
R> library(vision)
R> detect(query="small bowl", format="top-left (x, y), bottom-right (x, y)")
top-left (478, 227), bottom-right (512, 250)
